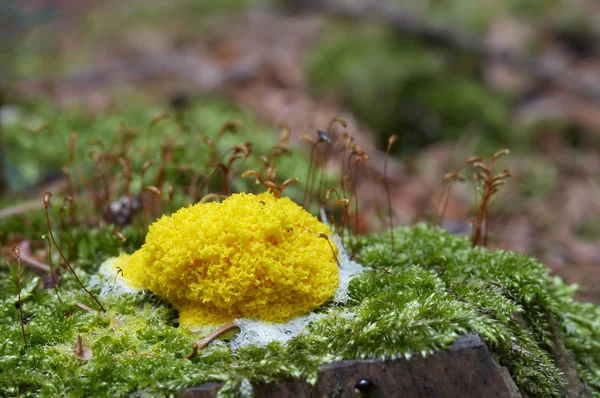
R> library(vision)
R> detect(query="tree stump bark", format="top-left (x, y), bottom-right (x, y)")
top-left (179, 334), bottom-right (523, 398)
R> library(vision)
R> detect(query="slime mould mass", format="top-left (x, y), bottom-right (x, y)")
top-left (115, 192), bottom-right (339, 327)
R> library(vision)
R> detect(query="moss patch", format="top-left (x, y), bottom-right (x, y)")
top-left (1, 224), bottom-right (599, 397)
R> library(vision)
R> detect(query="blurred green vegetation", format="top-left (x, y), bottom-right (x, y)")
top-left (2, 94), bottom-right (314, 198)
top-left (10, 0), bottom-right (267, 79)
top-left (408, 0), bottom-right (559, 29)
top-left (308, 24), bottom-right (519, 155)
top-left (306, 0), bottom-right (597, 157)
top-left (575, 216), bottom-right (600, 242)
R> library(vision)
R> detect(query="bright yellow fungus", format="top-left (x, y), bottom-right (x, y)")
top-left (116, 192), bottom-right (339, 327)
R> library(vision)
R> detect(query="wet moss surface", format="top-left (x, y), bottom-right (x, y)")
top-left (1, 224), bottom-right (599, 397)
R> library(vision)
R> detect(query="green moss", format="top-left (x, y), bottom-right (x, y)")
top-left (1, 224), bottom-right (599, 397)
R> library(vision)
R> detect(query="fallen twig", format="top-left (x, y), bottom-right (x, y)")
top-left (197, 321), bottom-right (238, 351)
top-left (16, 241), bottom-right (51, 274)
top-left (18, 252), bottom-right (51, 274)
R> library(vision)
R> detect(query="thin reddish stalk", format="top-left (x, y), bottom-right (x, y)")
top-left (44, 192), bottom-right (105, 312)
top-left (384, 135), bottom-right (397, 252)
top-left (351, 158), bottom-right (362, 251)
top-left (42, 235), bottom-right (62, 303)
top-left (12, 247), bottom-right (27, 346)
top-left (318, 233), bottom-right (341, 268)
top-left (303, 143), bottom-right (317, 209)
top-left (183, 344), bottom-right (199, 360)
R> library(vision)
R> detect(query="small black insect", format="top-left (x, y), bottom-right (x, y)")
top-left (22, 314), bottom-right (34, 325)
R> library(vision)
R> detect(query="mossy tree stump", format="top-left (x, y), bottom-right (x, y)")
top-left (181, 334), bottom-right (524, 398)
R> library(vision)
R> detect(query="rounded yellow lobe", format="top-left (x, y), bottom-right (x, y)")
top-left (116, 192), bottom-right (339, 327)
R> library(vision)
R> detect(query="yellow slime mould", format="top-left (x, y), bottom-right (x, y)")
top-left (116, 192), bottom-right (339, 327)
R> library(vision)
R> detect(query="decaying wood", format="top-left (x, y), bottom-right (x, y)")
top-left (179, 334), bottom-right (523, 398)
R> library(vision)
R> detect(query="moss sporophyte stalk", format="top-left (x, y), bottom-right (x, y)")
top-left (114, 191), bottom-right (339, 327)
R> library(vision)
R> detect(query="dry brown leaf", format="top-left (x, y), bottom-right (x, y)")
top-left (73, 334), bottom-right (93, 361)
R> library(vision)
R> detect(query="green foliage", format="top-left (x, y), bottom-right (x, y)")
top-left (1, 224), bottom-right (599, 397)
top-left (308, 25), bottom-right (514, 154)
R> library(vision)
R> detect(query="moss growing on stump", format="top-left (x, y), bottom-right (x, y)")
top-left (0, 224), bottom-right (599, 397)
top-left (355, 224), bottom-right (599, 396)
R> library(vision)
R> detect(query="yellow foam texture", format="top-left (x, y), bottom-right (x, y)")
top-left (115, 192), bottom-right (339, 327)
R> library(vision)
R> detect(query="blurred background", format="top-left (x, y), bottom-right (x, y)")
top-left (1, 0), bottom-right (599, 303)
